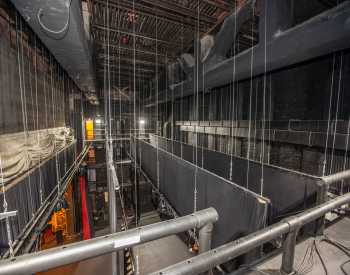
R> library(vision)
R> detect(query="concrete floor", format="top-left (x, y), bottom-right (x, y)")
top-left (244, 217), bottom-right (350, 275)
top-left (132, 211), bottom-right (193, 275)
top-left (133, 235), bottom-right (193, 275)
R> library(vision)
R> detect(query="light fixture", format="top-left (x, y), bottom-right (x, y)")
top-left (95, 118), bottom-right (102, 124)
top-left (139, 119), bottom-right (145, 125)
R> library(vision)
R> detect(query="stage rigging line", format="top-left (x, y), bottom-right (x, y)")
top-left (246, 2), bottom-right (255, 189)
top-left (329, 52), bottom-right (344, 175)
top-left (322, 54), bottom-right (336, 177)
top-left (268, 75), bottom-right (272, 164)
top-left (261, 0), bottom-right (268, 197)
top-left (28, 25), bottom-right (37, 217)
top-left (193, 0), bottom-right (200, 217)
top-left (253, 81), bottom-right (258, 162)
top-left (34, 36), bottom-right (44, 206)
top-left (229, 0), bottom-right (237, 181)
top-left (342, 118), bottom-right (350, 194)
top-left (156, 12), bottom-right (160, 190)
top-left (133, 0), bottom-right (138, 225)
top-left (18, 13), bottom-right (36, 224)
top-left (180, 19), bottom-right (184, 158)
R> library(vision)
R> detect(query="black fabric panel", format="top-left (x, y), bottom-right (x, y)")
top-left (0, 143), bottom-right (76, 244)
top-left (150, 135), bottom-right (323, 222)
top-left (134, 139), bottom-right (268, 248)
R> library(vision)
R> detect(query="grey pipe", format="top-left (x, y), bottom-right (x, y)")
top-left (198, 223), bottom-right (214, 275)
top-left (322, 169), bottom-right (350, 185)
top-left (151, 192), bottom-right (350, 275)
top-left (0, 208), bottom-right (218, 275)
top-left (281, 229), bottom-right (299, 274)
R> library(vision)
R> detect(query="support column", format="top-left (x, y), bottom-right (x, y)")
top-left (199, 223), bottom-right (214, 275)
top-left (106, 139), bottom-right (118, 275)
top-left (280, 229), bottom-right (299, 274)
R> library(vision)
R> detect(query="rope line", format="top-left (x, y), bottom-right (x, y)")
top-left (322, 54), bottom-right (337, 177)
top-left (246, 4), bottom-right (255, 189)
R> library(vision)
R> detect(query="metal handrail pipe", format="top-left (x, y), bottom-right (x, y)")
top-left (151, 192), bottom-right (350, 275)
top-left (0, 208), bottom-right (218, 275)
top-left (322, 169), bottom-right (350, 185)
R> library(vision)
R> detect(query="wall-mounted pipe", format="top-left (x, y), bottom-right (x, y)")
top-left (0, 208), bottom-right (218, 275)
top-left (150, 192), bottom-right (350, 275)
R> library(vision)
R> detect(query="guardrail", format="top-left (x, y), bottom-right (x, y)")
top-left (0, 208), bottom-right (218, 275)
top-left (151, 192), bottom-right (350, 275)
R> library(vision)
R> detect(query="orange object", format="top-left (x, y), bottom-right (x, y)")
top-left (85, 119), bottom-right (94, 140)
top-left (48, 209), bottom-right (68, 235)
top-left (87, 147), bottom-right (96, 163)
top-left (191, 243), bottom-right (199, 253)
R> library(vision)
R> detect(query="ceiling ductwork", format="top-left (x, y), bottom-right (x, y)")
top-left (10, 0), bottom-right (98, 104)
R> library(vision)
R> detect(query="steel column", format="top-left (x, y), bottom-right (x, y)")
top-left (280, 229), bottom-right (299, 274)
top-left (198, 223), bottom-right (214, 275)
top-left (198, 223), bottom-right (213, 254)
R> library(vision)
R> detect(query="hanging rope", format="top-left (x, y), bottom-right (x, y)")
top-left (180, 21), bottom-right (184, 158)
top-left (202, 57), bottom-right (205, 168)
top-left (117, 0), bottom-right (125, 203)
top-left (17, 15), bottom-right (36, 218)
top-left (50, 56), bottom-right (61, 197)
top-left (342, 118), bottom-right (350, 194)
top-left (329, 52), bottom-right (343, 175)
top-left (260, 0), bottom-right (268, 196)
top-left (229, 0), bottom-right (237, 181)
top-left (155, 13), bottom-right (160, 190)
top-left (253, 80), bottom-right (258, 159)
top-left (34, 37), bottom-right (44, 206)
top-left (132, 0), bottom-right (138, 226)
top-left (246, 4), bottom-right (255, 189)
top-left (322, 54), bottom-right (337, 177)
top-left (268, 75), bottom-right (272, 164)
top-left (193, 0), bottom-right (200, 214)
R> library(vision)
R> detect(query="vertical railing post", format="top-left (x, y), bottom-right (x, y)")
top-left (199, 222), bottom-right (214, 275)
top-left (280, 229), bottom-right (299, 275)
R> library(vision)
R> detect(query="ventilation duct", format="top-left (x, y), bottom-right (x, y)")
top-left (10, 0), bottom-right (98, 104)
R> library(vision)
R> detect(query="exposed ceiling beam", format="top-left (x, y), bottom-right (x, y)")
top-left (137, 0), bottom-right (217, 24)
top-left (94, 40), bottom-right (175, 59)
top-left (93, 0), bottom-right (211, 30)
top-left (93, 24), bottom-right (182, 47)
top-left (97, 69), bottom-right (154, 77)
top-left (203, 0), bottom-right (234, 11)
top-left (97, 55), bottom-right (166, 67)
top-left (99, 64), bottom-right (155, 73)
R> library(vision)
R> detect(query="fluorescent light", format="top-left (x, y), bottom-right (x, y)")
top-left (95, 119), bottom-right (102, 124)
top-left (139, 119), bottom-right (145, 125)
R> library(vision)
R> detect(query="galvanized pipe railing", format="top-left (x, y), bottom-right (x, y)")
top-left (0, 208), bottom-right (218, 275)
top-left (151, 192), bottom-right (350, 275)
top-left (2, 144), bottom-right (90, 258)
top-left (322, 169), bottom-right (350, 185)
